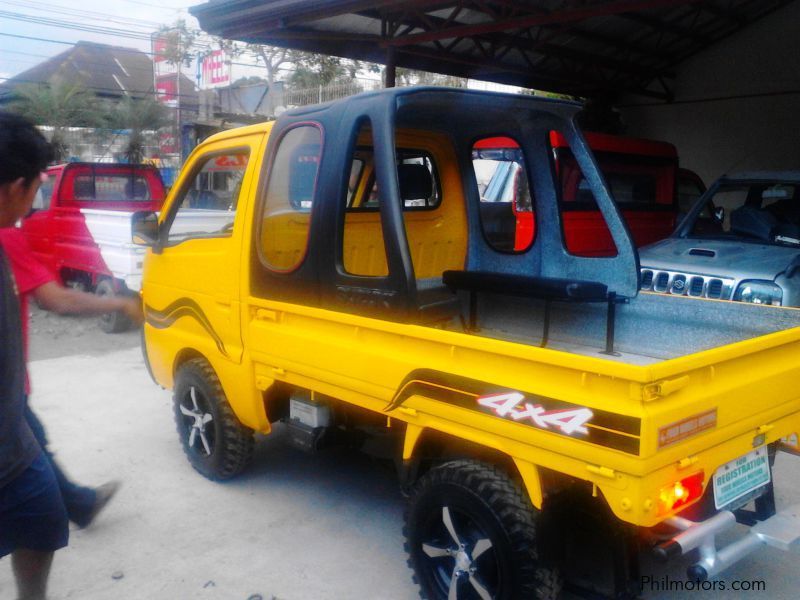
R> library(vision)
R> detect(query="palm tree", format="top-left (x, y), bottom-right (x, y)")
top-left (110, 95), bottom-right (172, 163)
top-left (10, 76), bottom-right (104, 161)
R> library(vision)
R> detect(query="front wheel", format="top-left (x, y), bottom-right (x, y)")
top-left (405, 460), bottom-right (561, 600)
top-left (95, 278), bottom-right (131, 333)
top-left (173, 358), bottom-right (254, 480)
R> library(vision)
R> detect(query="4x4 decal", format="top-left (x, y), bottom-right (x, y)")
top-left (477, 392), bottom-right (593, 435)
top-left (387, 369), bottom-right (640, 454)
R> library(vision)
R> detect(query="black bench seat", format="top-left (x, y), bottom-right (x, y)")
top-left (442, 269), bottom-right (621, 354)
top-left (442, 270), bottom-right (608, 302)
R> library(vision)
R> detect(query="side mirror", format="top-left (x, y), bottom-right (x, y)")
top-left (132, 211), bottom-right (161, 251)
top-left (714, 206), bottom-right (725, 223)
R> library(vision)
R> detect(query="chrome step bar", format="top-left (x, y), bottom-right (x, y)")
top-left (654, 504), bottom-right (800, 581)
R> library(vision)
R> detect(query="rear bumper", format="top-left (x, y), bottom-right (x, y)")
top-left (654, 504), bottom-right (800, 580)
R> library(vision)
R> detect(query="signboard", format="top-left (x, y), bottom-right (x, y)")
top-left (713, 447), bottom-right (771, 509)
top-left (155, 77), bottom-right (178, 107)
top-left (151, 32), bottom-right (179, 77)
top-left (159, 131), bottom-right (178, 155)
top-left (200, 49), bottom-right (231, 90)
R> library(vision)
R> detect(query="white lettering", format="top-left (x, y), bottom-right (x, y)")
top-left (477, 394), bottom-right (592, 436)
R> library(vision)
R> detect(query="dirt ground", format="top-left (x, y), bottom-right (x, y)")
top-left (28, 303), bottom-right (141, 361)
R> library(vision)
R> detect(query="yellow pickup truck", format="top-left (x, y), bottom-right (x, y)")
top-left (134, 88), bottom-right (800, 599)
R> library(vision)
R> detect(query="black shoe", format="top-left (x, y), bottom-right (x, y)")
top-left (82, 480), bottom-right (121, 528)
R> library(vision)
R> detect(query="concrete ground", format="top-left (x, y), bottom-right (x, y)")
top-left (1, 311), bottom-right (799, 599)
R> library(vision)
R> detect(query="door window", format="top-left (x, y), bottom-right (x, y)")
top-left (166, 150), bottom-right (249, 244)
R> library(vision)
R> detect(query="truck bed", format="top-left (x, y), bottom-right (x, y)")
top-left (453, 289), bottom-right (800, 365)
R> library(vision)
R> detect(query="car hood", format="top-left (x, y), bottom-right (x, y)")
top-left (639, 237), bottom-right (799, 281)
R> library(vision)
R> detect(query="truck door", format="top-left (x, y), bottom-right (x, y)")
top-left (144, 137), bottom-right (261, 367)
top-left (20, 168), bottom-right (58, 272)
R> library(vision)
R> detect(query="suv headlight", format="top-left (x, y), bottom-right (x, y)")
top-left (733, 280), bottom-right (782, 306)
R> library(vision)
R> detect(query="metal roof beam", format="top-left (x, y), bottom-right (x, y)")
top-left (193, 0), bottom-right (437, 32)
top-left (619, 11), bottom-right (710, 44)
top-left (383, 0), bottom-right (704, 46)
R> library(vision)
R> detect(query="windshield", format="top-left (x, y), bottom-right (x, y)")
top-left (687, 180), bottom-right (800, 246)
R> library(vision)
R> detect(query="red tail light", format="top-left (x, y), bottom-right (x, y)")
top-left (658, 471), bottom-right (705, 515)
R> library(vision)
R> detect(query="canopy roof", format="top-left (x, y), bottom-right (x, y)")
top-left (190, 0), bottom-right (795, 101)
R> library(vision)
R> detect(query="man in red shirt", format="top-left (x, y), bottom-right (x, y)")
top-left (0, 225), bottom-right (143, 527)
top-left (1, 110), bottom-right (63, 600)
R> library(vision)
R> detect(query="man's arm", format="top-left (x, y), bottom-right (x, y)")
top-left (33, 282), bottom-right (144, 324)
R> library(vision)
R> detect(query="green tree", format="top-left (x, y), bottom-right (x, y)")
top-left (10, 76), bottom-right (104, 161)
top-left (109, 95), bottom-right (172, 163)
top-left (396, 68), bottom-right (468, 88)
top-left (158, 19), bottom-right (197, 140)
top-left (246, 44), bottom-right (296, 88)
top-left (157, 19), bottom-right (197, 69)
top-left (288, 53), bottom-right (362, 89)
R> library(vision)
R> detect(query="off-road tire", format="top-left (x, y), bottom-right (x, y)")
top-left (173, 358), bottom-right (254, 480)
top-left (405, 460), bottom-right (562, 600)
top-left (95, 278), bottom-right (131, 333)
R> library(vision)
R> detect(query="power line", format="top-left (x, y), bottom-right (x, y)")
top-left (4, 0), bottom-right (167, 31)
top-left (0, 32), bottom-right (281, 74)
top-left (0, 10), bottom-right (155, 41)
top-left (0, 11), bottom-right (244, 58)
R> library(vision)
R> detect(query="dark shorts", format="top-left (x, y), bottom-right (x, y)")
top-left (0, 452), bottom-right (69, 557)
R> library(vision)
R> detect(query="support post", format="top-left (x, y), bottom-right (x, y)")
top-left (385, 46), bottom-right (397, 88)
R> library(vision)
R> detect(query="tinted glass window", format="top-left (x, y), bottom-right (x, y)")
top-left (557, 151), bottom-right (674, 209)
top-left (260, 126), bottom-right (322, 272)
top-left (343, 124), bottom-right (388, 277)
top-left (689, 181), bottom-right (800, 246)
top-left (352, 150), bottom-right (441, 211)
top-left (677, 174), bottom-right (705, 215)
top-left (472, 138), bottom-right (534, 253)
top-left (552, 133), bottom-right (618, 257)
top-left (73, 174), bottom-right (153, 202)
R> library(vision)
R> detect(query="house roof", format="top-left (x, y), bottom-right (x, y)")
top-left (0, 41), bottom-right (197, 106)
top-left (190, 0), bottom-right (797, 101)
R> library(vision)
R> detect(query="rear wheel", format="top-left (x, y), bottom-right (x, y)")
top-left (173, 358), bottom-right (254, 480)
top-left (95, 278), bottom-right (131, 333)
top-left (405, 460), bottom-right (561, 600)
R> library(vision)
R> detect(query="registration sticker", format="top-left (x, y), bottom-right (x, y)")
top-left (713, 447), bottom-right (771, 510)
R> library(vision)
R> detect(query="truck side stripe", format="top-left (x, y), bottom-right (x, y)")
top-left (388, 369), bottom-right (640, 455)
top-left (145, 299), bottom-right (229, 358)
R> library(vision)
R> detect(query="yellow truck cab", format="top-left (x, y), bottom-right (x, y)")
top-left (134, 88), bottom-right (800, 599)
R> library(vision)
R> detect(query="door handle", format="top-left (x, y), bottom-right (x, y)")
top-left (256, 308), bottom-right (278, 322)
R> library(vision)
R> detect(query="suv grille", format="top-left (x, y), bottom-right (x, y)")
top-left (640, 269), bottom-right (734, 300)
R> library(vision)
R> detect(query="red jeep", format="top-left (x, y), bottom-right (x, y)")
top-left (473, 132), bottom-right (703, 255)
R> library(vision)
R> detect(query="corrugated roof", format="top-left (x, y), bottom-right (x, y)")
top-left (0, 41), bottom-right (197, 107)
top-left (190, 0), bottom-right (797, 101)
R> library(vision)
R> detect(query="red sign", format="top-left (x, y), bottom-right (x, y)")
top-left (151, 31), bottom-right (178, 77)
top-left (155, 76), bottom-right (178, 106)
top-left (200, 49), bottom-right (230, 89)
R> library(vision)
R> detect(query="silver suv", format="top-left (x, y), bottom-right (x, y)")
top-left (639, 172), bottom-right (800, 307)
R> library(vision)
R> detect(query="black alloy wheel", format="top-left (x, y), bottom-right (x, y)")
top-left (405, 460), bottom-right (561, 600)
top-left (173, 358), bottom-right (254, 480)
